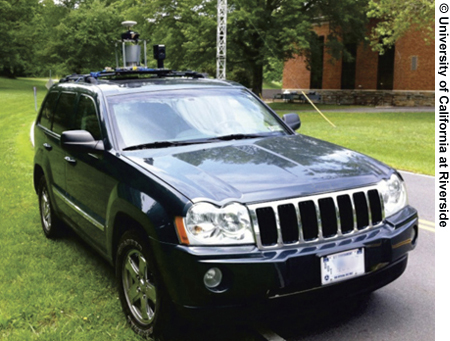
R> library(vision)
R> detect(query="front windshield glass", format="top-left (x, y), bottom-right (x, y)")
top-left (106, 88), bottom-right (288, 149)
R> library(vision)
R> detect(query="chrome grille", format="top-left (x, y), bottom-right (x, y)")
top-left (248, 186), bottom-right (384, 250)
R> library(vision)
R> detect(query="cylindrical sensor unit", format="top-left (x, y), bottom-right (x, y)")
top-left (124, 45), bottom-right (141, 67)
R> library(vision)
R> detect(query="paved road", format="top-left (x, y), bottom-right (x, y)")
top-left (401, 171), bottom-right (434, 222)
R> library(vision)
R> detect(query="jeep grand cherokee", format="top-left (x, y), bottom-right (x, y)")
top-left (33, 70), bottom-right (418, 339)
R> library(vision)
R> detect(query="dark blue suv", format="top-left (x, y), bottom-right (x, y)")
top-left (33, 71), bottom-right (418, 339)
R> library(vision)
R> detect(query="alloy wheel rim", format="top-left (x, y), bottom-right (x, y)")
top-left (122, 249), bottom-right (157, 325)
top-left (41, 188), bottom-right (51, 232)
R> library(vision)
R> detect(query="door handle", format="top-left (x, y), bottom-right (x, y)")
top-left (64, 156), bottom-right (77, 164)
top-left (43, 143), bottom-right (52, 151)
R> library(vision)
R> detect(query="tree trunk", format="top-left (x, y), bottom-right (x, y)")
top-left (1, 67), bottom-right (16, 79)
top-left (251, 63), bottom-right (264, 97)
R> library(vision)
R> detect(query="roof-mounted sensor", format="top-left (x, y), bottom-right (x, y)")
top-left (59, 21), bottom-right (205, 84)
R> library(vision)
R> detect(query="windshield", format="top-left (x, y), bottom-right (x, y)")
top-left (106, 88), bottom-right (288, 149)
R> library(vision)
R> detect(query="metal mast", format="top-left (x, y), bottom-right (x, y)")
top-left (216, 0), bottom-right (227, 79)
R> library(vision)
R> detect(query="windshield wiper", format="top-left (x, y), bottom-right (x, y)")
top-left (213, 132), bottom-right (280, 141)
top-left (123, 139), bottom-right (212, 151)
top-left (123, 133), bottom-right (283, 150)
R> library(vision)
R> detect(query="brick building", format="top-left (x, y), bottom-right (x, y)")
top-left (282, 20), bottom-right (435, 106)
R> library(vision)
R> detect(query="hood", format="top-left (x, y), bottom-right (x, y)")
top-left (125, 134), bottom-right (392, 205)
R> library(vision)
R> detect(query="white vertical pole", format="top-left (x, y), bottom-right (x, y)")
top-left (144, 40), bottom-right (147, 68)
top-left (33, 87), bottom-right (37, 112)
top-left (122, 42), bottom-right (127, 68)
top-left (216, 0), bottom-right (227, 80)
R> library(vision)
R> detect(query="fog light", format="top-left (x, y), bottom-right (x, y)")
top-left (204, 267), bottom-right (222, 289)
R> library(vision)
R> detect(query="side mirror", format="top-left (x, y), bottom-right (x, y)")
top-left (61, 130), bottom-right (104, 153)
top-left (283, 113), bottom-right (301, 131)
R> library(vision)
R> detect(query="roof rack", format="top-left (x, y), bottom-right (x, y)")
top-left (59, 68), bottom-right (206, 84)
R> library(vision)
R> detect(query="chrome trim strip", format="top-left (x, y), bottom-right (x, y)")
top-left (379, 189), bottom-right (386, 222)
top-left (248, 184), bottom-right (383, 250)
top-left (53, 186), bottom-right (105, 232)
top-left (314, 198), bottom-right (323, 239)
top-left (365, 191), bottom-right (373, 227)
top-left (332, 195), bottom-right (342, 237)
top-left (273, 207), bottom-right (283, 245)
top-left (294, 204), bottom-right (304, 243)
top-left (350, 193), bottom-right (358, 233)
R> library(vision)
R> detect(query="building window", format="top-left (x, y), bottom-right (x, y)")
top-left (310, 36), bottom-right (324, 89)
top-left (341, 43), bottom-right (357, 90)
top-left (377, 46), bottom-right (395, 90)
top-left (411, 56), bottom-right (418, 71)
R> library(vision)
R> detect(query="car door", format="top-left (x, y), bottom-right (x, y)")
top-left (64, 94), bottom-right (113, 250)
top-left (43, 92), bottom-right (77, 213)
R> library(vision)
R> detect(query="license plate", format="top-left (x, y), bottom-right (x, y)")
top-left (321, 248), bottom-right (365, 285)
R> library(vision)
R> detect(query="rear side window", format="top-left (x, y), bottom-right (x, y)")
top-left (53, 93), bottom-right (76, 135)
top-left (74, 95), bottom-right (102, 140)
top-left (39, 92), bottom-right (59, 130)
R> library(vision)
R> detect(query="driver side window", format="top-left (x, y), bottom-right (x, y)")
top-left (74, 95), bottom-right (102, 140)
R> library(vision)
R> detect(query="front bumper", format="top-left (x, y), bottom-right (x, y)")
top-left (152, 206), bottom-right (418, 317)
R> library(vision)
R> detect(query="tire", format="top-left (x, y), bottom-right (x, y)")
top-left (38, 176), bottom-right (62, 238)
top-left (116, 230), bottom-right (175, 340)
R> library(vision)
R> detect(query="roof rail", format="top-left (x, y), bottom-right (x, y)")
top-left (59, 68), bottom-right (206, 84)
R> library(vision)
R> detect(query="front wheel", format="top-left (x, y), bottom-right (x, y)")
top-left (116, 230), bottom-right (175, 339)
top-left (37, 176), bottom-right (62, 238)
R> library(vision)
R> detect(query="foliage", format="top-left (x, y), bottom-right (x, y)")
top-left (37, 0), bottom-right (123, 75)
top-left (262, 80), bottom-right (282, 89)
top-left (136, 0), bottom-right (369, 94)
top-left (0, 0), bottom-right (435, 85)
top-left (0, 0), bottom-right (40, 77)
top-left (263, 57), bottom-right (284, 83)
top-left (0, 0), bottom-right (370, 86)
top-left (0, 0), bottom-right (123, 77)
top-left (367, 0), bottom-right (435, 53)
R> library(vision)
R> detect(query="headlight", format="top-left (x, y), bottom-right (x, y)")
top-left (179, 202), bottom-right (255, 245)
top-left (379, 173), bottom-right (408, 218)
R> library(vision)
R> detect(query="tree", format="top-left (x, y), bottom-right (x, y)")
top-left (26, 0), bottom-right (73, 76)
top-left (41, 0), bottom-right (123, 75)
top-left (134, 0), bottom-right (369, 95)
top-left (263, 57), bottom-right (284, 83)
top-left (0, 0), bottom-right (40, 77)
top-left (0, 0), bottom-right (122, 77)
top-left (367, 0), bottom-right (435, 53)
top-left (0, 0), bottom-right (370, 85)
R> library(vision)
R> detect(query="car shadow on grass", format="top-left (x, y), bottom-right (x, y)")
top-left (54, 222), bottom-right (116, 283)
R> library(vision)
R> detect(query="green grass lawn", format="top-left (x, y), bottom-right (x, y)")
top-left (283, 110), bottom-right (434, 176)
top-left (0, 77), bottom-right (434, 340)
top-left (0, 77), bottom-right (138, 340)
